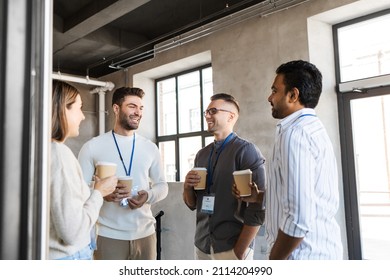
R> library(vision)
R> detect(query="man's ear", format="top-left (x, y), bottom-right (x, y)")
top-left (228, 111), bottom-right (238, 123)
top-left (288, 87), bottom-right (300, 103)
top-left (113, 104), bottom-right (119, 115)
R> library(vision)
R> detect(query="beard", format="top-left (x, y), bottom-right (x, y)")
top-left (118, 110), bottom-right (140, 131)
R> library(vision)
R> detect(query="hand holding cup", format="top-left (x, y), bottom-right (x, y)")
top-left (184, 167), bottom-right (207, 190)
top-left (94, 175), bottom-right (117, 197)
top-left (184, 169), bottom-right (201, 190)
top-left (94, 161), bottom-right (118, 201)
top-left (117, 176), bottom-right (132, 206)
top-left (233, 169), bottom-right (253, 196)
top-left (232, 181), bottom-right (264, 204)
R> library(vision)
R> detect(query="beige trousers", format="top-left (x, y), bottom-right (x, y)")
top-left (195, 246), bottom-right (254, 260)
top-left (94, 233), bottom-right (157, 260)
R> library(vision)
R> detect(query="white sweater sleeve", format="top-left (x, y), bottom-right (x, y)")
top-left (146, 143), bottom-right (168, 205)
top-left (50, 143), bottom-right (103, 247)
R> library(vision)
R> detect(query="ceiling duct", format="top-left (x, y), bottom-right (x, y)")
top-left (107, 0), bottom-right (311, 70)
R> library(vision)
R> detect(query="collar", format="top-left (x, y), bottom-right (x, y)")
top-left (214, 132), bottom-right (236, 149)
top-left (277, 108), bottom-right (316, 132)
top-left (112, 131), bottom-right (136, 139)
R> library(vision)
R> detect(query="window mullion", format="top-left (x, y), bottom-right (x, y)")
top-left (156, 64), bottom-right (212, 182)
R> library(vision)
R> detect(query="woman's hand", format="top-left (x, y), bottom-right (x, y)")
top-left (94, 175), bottom-right (117, 198)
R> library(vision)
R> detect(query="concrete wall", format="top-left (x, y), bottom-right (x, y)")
top-left (151, 182), bottom-right (196, 260)
top-left (67, 0), bottom-right (390, 259)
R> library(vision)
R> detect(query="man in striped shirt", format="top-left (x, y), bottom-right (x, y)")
top-left (265, 60), bottom-right (343, 259)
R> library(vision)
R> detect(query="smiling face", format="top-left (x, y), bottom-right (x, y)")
top-left (65, 94), bottom-right (85, 139)
top-left (114, 95), bottom-right (143, 131)
top-left (205, 99), bottom-right (237, 140)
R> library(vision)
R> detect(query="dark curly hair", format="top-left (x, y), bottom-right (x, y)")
top-left (276, 60), bottom-right (322, 108)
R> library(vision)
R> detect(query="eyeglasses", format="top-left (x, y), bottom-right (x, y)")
top-left (203, 107), bottom-right (234, 117)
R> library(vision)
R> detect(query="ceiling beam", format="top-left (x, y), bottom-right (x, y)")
top-left (62, 0), bottom-right (150, 37)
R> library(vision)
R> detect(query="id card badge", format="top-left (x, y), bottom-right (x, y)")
top-left (201, 194), bottom-right (215, 214)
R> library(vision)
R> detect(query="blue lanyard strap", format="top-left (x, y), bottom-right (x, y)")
top-left (206, 132), bottom-right (234, 193)
top-left (298, 113), bottom-right (316, 118)
top-left (112, 130), bottom-right (135, 176)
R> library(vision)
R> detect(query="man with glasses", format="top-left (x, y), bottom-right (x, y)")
top-left (183, 93), bottom-right (266, 260)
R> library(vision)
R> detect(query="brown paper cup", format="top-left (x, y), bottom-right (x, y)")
top-left (192, 167), bottom-right (207, 190)
top-left (95, 161), bottom-right (117, 179)
top-left (118, 176), bottom-right (133, 193)
top-left (233, 169), bottom-right (252, 197)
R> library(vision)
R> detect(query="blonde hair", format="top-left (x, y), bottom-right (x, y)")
top-left (51, 80), bottom-right (80, 141)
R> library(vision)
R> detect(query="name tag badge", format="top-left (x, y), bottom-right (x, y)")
top-left (201, 195), bottom-right (215, 214)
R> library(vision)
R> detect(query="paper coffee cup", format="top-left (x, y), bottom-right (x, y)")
top-left (118, 176), bottom-right (132, 207)
top-left (233, 169), bottom-right (252, 197)
top-left (192, 167), bottom-right (207, 190)
top-left (118, 176), bottom-right (133, 193)
top-left (95, 161), bottom-right (117, 179)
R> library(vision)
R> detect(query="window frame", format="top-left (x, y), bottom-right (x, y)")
top-left (333, 8), bottom-right (390, 87)
top-left (155, 64), bottom-right (212, 182)
top-left (333, 8), bottom-right (390, 259)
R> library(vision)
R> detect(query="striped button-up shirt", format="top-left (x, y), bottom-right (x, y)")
top-left (266, 108), bottom-right (343, 259)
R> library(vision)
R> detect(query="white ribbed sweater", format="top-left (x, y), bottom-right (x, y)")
top-left (49, 141), bottom-right (103, 259)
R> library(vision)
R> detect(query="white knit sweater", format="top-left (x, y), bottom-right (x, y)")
top-left (78, 131), bottom-right (168, 241)
top-left (49, 141), bottom-right (103, 259)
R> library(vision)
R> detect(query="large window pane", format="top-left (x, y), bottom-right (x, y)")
top-left (337, 13), bottom-right (390, 82)
top-left (157, 78), bottom-right (177, 136)
top-left (350, 95), bottom-right (390, 259)
top-left (159, 141), bottom-right (176, 182)
top-left (179, 136), bottom-right (202, 181)
top-left (178, 71), bottom-right (201, 133)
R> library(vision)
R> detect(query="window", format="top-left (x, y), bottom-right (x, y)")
top-left (156, 65), bottom-right (213, 181)
top-left (335, 10), bottom-right (390, 83)
top-left (334, 9), bottom-right (390, 260)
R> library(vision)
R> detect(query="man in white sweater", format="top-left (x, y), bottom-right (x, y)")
top-left (78, 87), bottom-right (168, 260)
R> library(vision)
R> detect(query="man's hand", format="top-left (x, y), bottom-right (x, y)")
top-left (232, 182), bottom-right (264, 204)
top-left (104, 182), bottom-right (131, 202)
top-left (184, 170), bottom-right (201, 190)
top-left (127, 190), bottom-right (148, 209)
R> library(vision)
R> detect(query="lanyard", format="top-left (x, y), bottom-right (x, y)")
top-left (278, 113), bottom-right (317, 134)
top-left (298, 113), bottom-right (316, 118)
top-left (112, 130), bottom-right (135, 176)
top-left (206, 132), bottom-right (234, 193)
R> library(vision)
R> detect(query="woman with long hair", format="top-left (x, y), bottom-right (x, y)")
top-left (49, 80), bottom-right (117, 260)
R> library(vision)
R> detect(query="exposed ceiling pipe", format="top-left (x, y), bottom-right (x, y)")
top-left (52, 72), bottom-right (115, 135)
top-left (153, 0), bottom-right (312, 56)
top-left (87, 0), bottom-right (270, 71)
top-left (52, 72), bottom-right (114, 90)
top-left (102, 0), bottom-right (311, 70)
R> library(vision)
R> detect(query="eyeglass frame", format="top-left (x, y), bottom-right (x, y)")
top-left (203, 107), bottom-right (234, 117)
